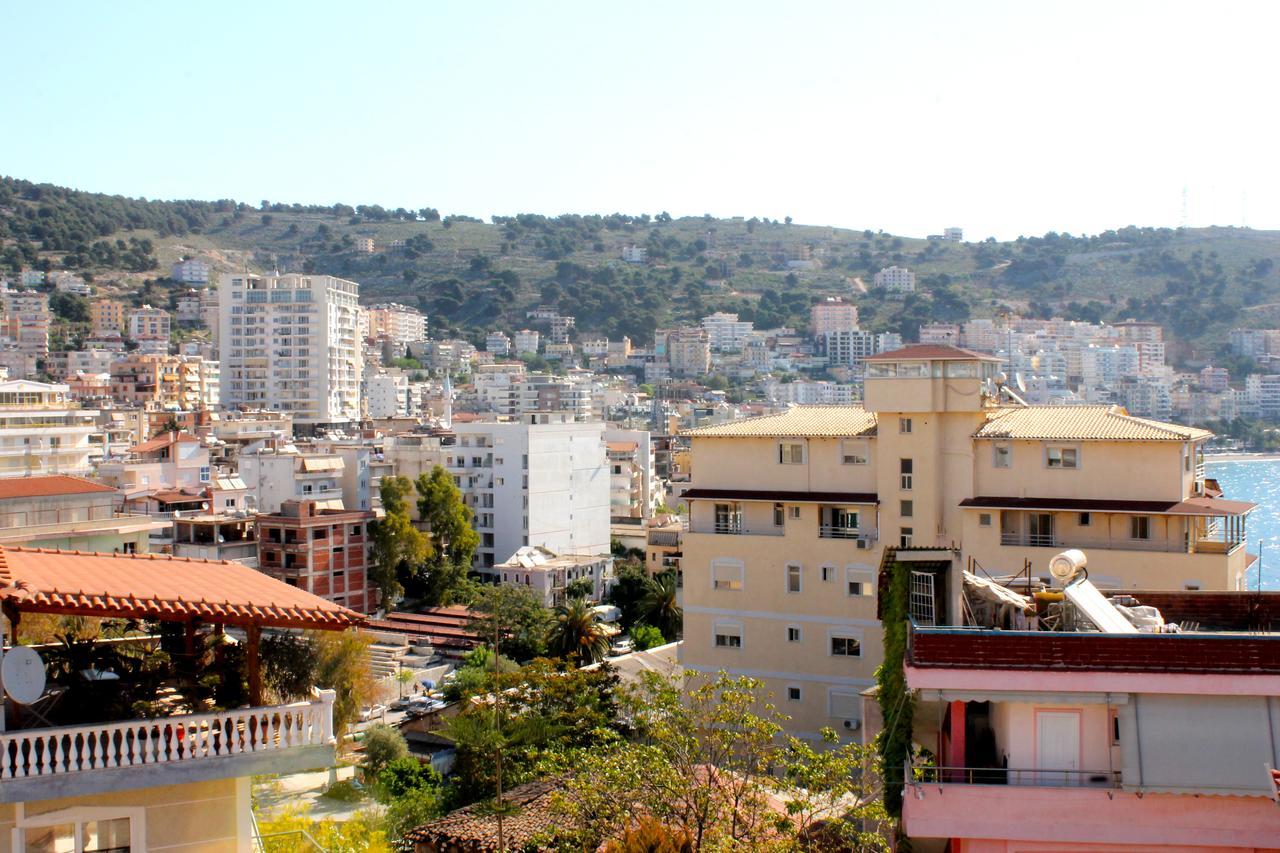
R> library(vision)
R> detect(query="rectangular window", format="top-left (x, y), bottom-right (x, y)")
top-left (787, 686), bottom-right (802, 702)
top-left (831, 635), bottom-right (862, 657)
top-left (1131, 516), bottom-right (1151, 540)
top-left (773, 503), bottom-right (785, 526)
top-left (847, 567), bottom-right (873, 597)
top-left (711, 559), bottom-right (744, 591)
top-left (779, 442), bottom-right (805, 464)
top-left (979, 513), bottom-right (992, 527)
top-left (899, 417), bottom-right (912, 434)
top-left (821, 565), bottom-right (836, 582)
top-left (786, 563), bottom-right (802, 593)
top-left (1079, 512), bottom-right (1092, 527)
top-left (900, 499), bottom-right (913, 518)
top-left (714, 621), bottom-right (743, 648)
top-left (993, 442), bottom-right (1011, 468)
top-left (841, 440), bottom-right (869, 465)
top-left (786, 626), bottom-right (801, 643)
top-left (900, 458), bottom-right (913, 490)
top-left (789, 505), bottom-right (801, 519)
top-left (1047, 446), bottom-right (1079, 469)
top-left (900, 527), bottom-right (913, 548)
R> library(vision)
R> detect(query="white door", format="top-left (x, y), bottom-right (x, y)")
top-left (1036, 711), bottom-right (1080, 786)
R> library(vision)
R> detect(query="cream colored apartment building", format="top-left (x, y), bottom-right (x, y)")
top-left (681, 345), bottom-right (1253, 740)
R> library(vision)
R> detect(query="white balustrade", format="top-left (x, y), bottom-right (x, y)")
top-left (0, 694), bottom-right (334, 781)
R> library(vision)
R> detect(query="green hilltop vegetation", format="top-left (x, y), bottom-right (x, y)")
top-left (3, 175), bottom-right (1280, 369)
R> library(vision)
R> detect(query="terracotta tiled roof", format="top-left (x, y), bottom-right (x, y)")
top-left (404, 779), bottom-right (559, 850)
top-left (865, 344), bottom-right (998, 361)
top-left (0, 475), bottom-right (117, 500)
top-left (974, 405), bottom-right (1213, 441)
top-left (682, 406), bottom-right (877, 438)
top-left (130, 432), bottom-right (201, 454)
top-left (0, 546), bottom-right (361, 630)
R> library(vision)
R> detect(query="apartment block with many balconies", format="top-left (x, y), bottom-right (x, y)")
top-left (679, 345), bottom-right (1255, 740)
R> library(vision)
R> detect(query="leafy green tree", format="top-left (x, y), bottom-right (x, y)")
top-left (369, 476), bottom-right (431, 606)
top-left (466, 584), bottom-right (552, 662)
top-left (50, 291), bottom-right (89, 322)
top-left (630, 624), bottom-right (665, 651)
top-left (546, 597), bottom-right (610, 665)
top-left (606, 561), bottom-right (650, 628)
top-left (310, 629), bottom-right (377, 739)
top-left (383, 785), bottom-right (445, 844)
top-left (415, 466), bottom-right (481, 604)
top-left (376, 755), bottom-right (442, 801)
top-left (639, 572), bottom-right (683, 641)
top-left (261, 632), bottom-right (317, 701)
top-left (362, 724), bottom-right (409, 779)
top-left (565, 577), bottom-right (594, 600)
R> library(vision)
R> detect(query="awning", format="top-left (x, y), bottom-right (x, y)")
top-left (313, 498), bottom-right (347, 511)
top-left (300, 457), bottom-right (343, 472)
top-left (960, 495), bottom-right (1255, 516)
top-left (682, 488), bottom-right (878, 505)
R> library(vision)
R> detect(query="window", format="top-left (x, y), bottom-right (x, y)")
top-left (1111, 710), bottom-right (1121, 745)
top-left (1079, 512), bottom-right (1092, 527)
top-left (787, 686), bottom-right (802, 702)
top-left (993, 442), bottom-right (1011, 468)
top-left (900, 527), bottom-right (913, 548)
top-left (786, 563), bottom-right (802, 593)
top-left (779, 442), bottom-right (805, 464)
top-left (773, 503), bottom-right (785, 526)
top-left (979, 513), bottom-right (992, 527)
top-left (713, 621), bottom-right (743, 648)
top-left (831, 635), bottom-right (862, 657)
top-left (847, 567), bottom-right (873, 596)
top-left (1047, 446), bottom-right (1079, 469)
top-left (19, 810), bottom-right (139, 853)
top-left (899, 417), bottom-right (913, 434)
top-left (786, 626), bottom-right (801, 643)
top-left (711, 558), bottom-right (744, 591)
top-left (829, 689), bottom-right (862, 723)
top-left (841, 440), bottom-right (869, 465)
top-left (900, 500), bottom-right (913, 518)
top-left (900, 458), bottom-right (913, 490)
top-left (1131, 516), bottom-right (1151, 540)
top-left (789, 505), bottom-right (801, 519)
top-left (821, 564), bottom-right (836, 582)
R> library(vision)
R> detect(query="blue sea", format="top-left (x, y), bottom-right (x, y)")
top-left (1206, 459), bottom-right (1280, 590)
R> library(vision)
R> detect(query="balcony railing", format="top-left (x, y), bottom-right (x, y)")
top-left (0, 693), bottom-right (334, 782)
top-left (1000, 532), bottom-right (1194, 554)
top-left (818, 525), bottom-right (877, 546)
top-left (912, 763), bottom-right (1121, 789)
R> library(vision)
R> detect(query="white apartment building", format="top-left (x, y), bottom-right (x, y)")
top-left (872, 265), bottom-right (916, 293)
top-left (516, 374), bottom-right (600, 421)
top-left (960, 318), bottom-right (1002, 352)
top-left (487, 546), bottom-right (611, 607)
top-left (52, 273), bottom-right (90, 296)
top-left (702, 312), bottom-right (755, 352)
top-left (474, 362), bottom-right (527, 416)
top-left (514, 329), bottom-right (541, 355)
top-left (662, 328), bottom-right (711, 377)
top-left (549, 315), bottom-right (576, 344)
top-left (822, 330), bottom-right (881, 368)
top-left (1, 289), bottom-right (50, 365)
top-left (486, 331), bottom-right (511, 356)
top-left (1082, 345), bottom-right (1141, 388)
top-left (919, 324), bottom-right (961, 347)
top-left (354, 237), bottom-right (375, 253)
top-left (175, 290), bottom-right (204, 325)
top-left (447, 414), bottom-right (610, 568)
top-left (943, 226), bottom-right (963, 242)
top-left (171, 258), bottom-right (211, 284)
top-left (621, 245), bottom-right (648, 263)
top-left (0, 380), bottom-right (99, 478)
top-left (763, 380), bottom-right (858, 405)
top-left (810, 298), bottom-right (859, 338)
top-left (127, 305), bottom-right (171, 355)
top-left (239, 446), bottom-right (372, 514)
top-left (604, 427), bottom-right (658, 521)
top-left (365, 302), bottom-right (429, 346)
top-left (218, 273), bottom-right (363, 426)
top-left (366, 373), bottom-right (410, 418)
top-left (18, 270), bottom-right (45, 288)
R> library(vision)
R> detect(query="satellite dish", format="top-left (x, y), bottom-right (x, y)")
top-left (1048, 549), bottom-right (1087, 585)
top-left (995, 372), bottom-right (1007, 387)
top-left (2, 646), bottom-right (47, 704)
top-left (1015, 372), bottom-right (1027, 394)
top-left (201, 502), bottom-right (210, 511)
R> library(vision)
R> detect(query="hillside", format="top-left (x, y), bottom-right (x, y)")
top-left (2, 176), bottom-right (1279, 367)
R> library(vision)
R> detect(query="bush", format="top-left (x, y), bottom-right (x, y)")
top-left (362, 724), bottom-right (408, 778)
top-left (631, 624), bottom-right (665, 651)
top-left (321, 779), bottom-right (364, 803)
top-left (383, 785), bottom-right (445, 843)
top-left (377, 756), bottom-right (442, 801)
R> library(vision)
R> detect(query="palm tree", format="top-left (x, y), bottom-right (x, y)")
top-left (546, 597), bottom-right (610, 666)
top-left (640, 572), bottom-right (683, 641)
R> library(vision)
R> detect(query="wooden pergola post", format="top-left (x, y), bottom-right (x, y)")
top-left (246, 623), bottom-right (262, 707)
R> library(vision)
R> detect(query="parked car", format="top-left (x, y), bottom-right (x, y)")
top-left (359, 704), bottom-right (387, 722)
top-left (390, 696), bottom-right (411, 711)
top-left (608, 637), bottom-right (634, 657)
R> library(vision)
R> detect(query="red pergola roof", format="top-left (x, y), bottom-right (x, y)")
top-left (0, 546), bottom-right (361, 631)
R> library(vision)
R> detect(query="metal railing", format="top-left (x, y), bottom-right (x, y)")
top-left (1000, 532), bottom-right (1197, 554)
top-left (819, 525), bottom-right (875, 543)
top-left (913, 763), bottom-right (1121, 789)
top-left (0, 693), bottom-right (334, 781)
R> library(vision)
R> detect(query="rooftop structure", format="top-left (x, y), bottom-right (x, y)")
top-left (488, 545), bottom-right (611, 607)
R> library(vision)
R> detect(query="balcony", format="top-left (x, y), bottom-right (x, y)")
top-left (0, 694), bottom-right (335, 802)
top-left (999, 531), bottom-right (1242, 554)
top-left (818, 525), bottom-right (877, 551)
top-left (912, 761), bottom-right (1120, 789)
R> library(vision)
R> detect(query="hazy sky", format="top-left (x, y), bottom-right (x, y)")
top-left (4, 1), bottom-right (1277, 240)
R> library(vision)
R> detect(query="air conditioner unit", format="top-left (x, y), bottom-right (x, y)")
top-left (855, 538), bottom-right (868, 550)
top-left (842, 719), bottom-right (861, 731)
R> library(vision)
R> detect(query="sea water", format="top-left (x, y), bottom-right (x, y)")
top-left (1206, 459), bottom-right (1280, 590)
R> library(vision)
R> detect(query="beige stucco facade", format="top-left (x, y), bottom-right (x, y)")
top-left (680, 346), bottom-right (1253, 740)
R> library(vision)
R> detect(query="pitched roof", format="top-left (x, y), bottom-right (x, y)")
top-left (974, 405), bottom-right (1213, 442)
top-left (0, 546), bottom-right (361, 630)
top-left (681, 406), bottom-right (877, 438)
top-left (865, 344), bottom-right (999, 361)
top-left (404, 779), bottom-right (559, 850)
top-left (0, 475), bottom-right (117, 500)
top-left (130, 432), bottom-right (201, 454)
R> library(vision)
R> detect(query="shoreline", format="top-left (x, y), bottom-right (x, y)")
top-left (1204, 453), bottom-right (1280, 463)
